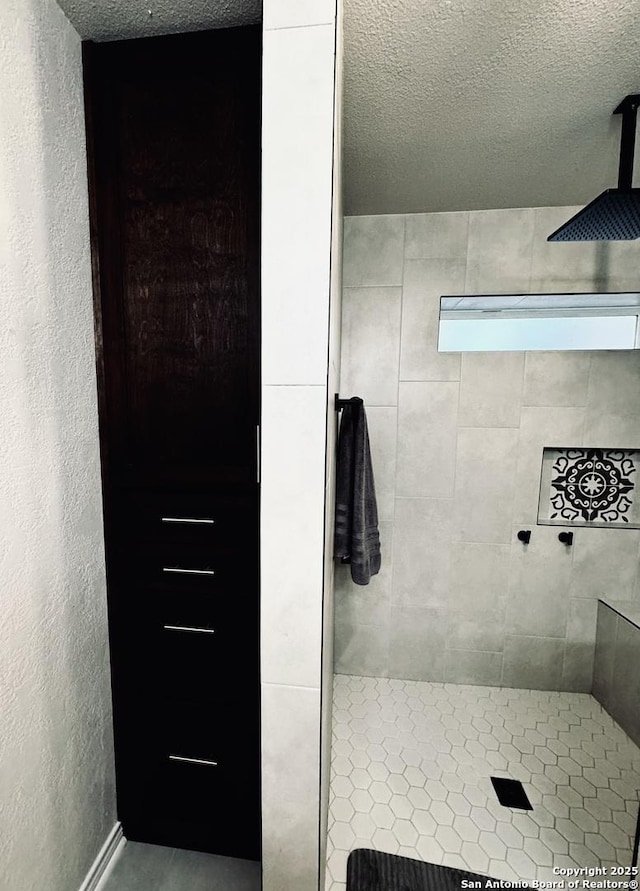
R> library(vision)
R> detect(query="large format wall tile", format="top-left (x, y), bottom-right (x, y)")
top-left (396, 381), bottom-right (459, 497)
top-left (261, 385), bottom-right (326, 688)
top-left (458, 352), bottom-right (524, 428)
top-left (334, 619), bottom-right (390, 677)
top-left (399, 258), bottom-right (464, 382)
top-left (562, 598), bottom-right (598, 692)
top-left (339, 206), bottom-right (640, 689)
top-left (447, 542), bottom-right (510, 653)
top-left (587, 351), bottom-right (640, 417)
top-left (340, 287), bottom-right (401, 405)
top-left (465, 208), bottom-right (535, 294)
top-left (446, 609), bottom-right (507, 653)
top-left (609, 617), bottom-right (640, 747)
top-left (584, 410), bottom-right (640, 447)
top-left (404, 211), bottom-right (469, 260)
top-left (447, 542), bottom-right (509, 653)
top-left (512, 406), bottom-right (585, 524)
top-left (568, 528), bottom-right (640, 600)
top-left (596, 240), bottom-right (640, 291)
top-left (530, 206), bottom-right (597, 290)
top-left (343, 215), bottom-right (405, 287)
top-left (334, 478), bottom-right (393, 677)
top-left (502, 635), bottom-right (565, 690)
top-left (364, 408), bottom-right (397, 522)
top-left (506, 525), bottom-right (572, 638)
top-left (448, 541), bottom-right (510, 614)
top-left (334, 521), bottom-right (393, 627)
top-left (392, 498), bottom-right (452, 609)
top-left (262, 684), bottom-right (321, 891)
top-left (592, 601), bottom-right (617, 708)
top-left (585, 352), bottom-right (640, 447)
top-left (389, 606), bottom-right (446, 681)
top-left (262, 24), bottom-right (335, 385)
top-left (444, 649), bottom-right (503, 685)
top-left (523, 352), bottom-right (591, 408)
top-left (453, 427), bottom-right (518, 544)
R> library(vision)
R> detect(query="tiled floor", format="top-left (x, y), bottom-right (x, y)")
top-left (326, 674), bottom-right (640, 891)
top-left (101, 841), bottom-right (261, 891)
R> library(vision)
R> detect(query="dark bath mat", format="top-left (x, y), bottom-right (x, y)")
top-left (346, 848), bottom-right (527, 891)
top-left (490, 776), bottom-right (533, 810)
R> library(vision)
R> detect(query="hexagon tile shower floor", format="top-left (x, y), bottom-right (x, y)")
top-left (326, 675), bottom-right (640, 890)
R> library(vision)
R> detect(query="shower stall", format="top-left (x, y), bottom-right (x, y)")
top-left (325, 206), bottom-right (640, 889)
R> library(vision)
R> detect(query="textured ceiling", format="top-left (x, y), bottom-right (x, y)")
top-left (55, 0), bottom-right (261, 42)
top-left (343, 0), bottom-right (640, 215)
top-left (57, 0), bottom-right (640, 216)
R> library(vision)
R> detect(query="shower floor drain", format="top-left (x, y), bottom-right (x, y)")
top-left (490, 776), bottom-right (533, 810)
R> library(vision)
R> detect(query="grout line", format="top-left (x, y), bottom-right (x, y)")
top-left (527, 207), bottom-right (537, 287)
top-left (583, 354), bottom-right (594, 444)
top-left (449, 216), bottom-right (469, 528)
top-left (396, 213), bottom-right (406, 406)
top-left (342, 284), bottom-right (403, 290)
top-left (387, 216), bottom-right (407, 618)
top-left (462, 211), bottom-right (472, 295)
top-left (455, 423), bottom-right (522, 430)
top-left (394, 495), bottom-right (455, 501)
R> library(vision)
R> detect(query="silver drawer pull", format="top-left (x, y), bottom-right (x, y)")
top-left (161, 517), bottom-right (215, 524)
top-left (162, 567), bottom-right (215, 575)
top-left (163, 624), bottom-right (216, 634)
top-left (169, 754), bottom-right (218, 767)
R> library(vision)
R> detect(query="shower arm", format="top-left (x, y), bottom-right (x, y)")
top-left (614, 94), bottom-right (640, 192)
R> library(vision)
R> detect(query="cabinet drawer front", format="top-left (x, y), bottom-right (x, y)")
top-left (134, 755), bottom-right (260, 851)
top-left (110, 583), bottom-right (258, 703)
top-left (155, 620), bottom-right (258, 700)
top-left (160, 700), bottom-right (258, 762)
top-left (111, 540), bottom-right (258, 594)
top-left (123, 704), bottom-right (259, 835)
top-left (157, 586), bottom-right (258, 628)
top-left (112, 491), bottom-right (258, 547)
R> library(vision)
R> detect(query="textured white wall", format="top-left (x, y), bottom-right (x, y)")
top-left (0, 2), bottom-right (116, 890)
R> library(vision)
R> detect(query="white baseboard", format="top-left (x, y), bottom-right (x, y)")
top-left (78, 822), bottom-right (125, 891)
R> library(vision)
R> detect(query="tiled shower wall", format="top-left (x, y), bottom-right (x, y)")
top-left (335, 207), bottom-right (640, 692)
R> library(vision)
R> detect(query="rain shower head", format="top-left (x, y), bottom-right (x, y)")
top-left (548, 94), bottom-right (640, 242)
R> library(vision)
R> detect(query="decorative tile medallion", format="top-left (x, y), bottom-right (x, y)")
top-left (538, 447), bottom-right (640, 528)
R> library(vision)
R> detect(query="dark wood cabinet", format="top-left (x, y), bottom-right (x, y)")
top-left (83, 26), bottom-right (261, 861)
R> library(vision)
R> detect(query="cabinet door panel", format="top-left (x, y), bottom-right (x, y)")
top-left (90, 28), bottom-right (260, 489)
top-left (120, 700), bottom-right (260, 859)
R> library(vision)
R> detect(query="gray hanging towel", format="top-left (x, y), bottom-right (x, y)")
top-left (334, 397), bottom-right (381, 585)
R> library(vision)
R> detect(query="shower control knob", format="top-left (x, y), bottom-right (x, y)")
top-left (558, 531), bottom-right (574, 546)
top-left (517, 530), bottom-right (531, 544)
